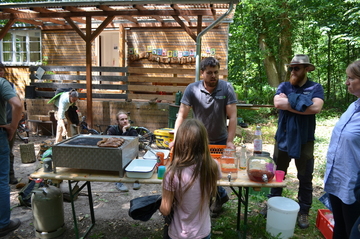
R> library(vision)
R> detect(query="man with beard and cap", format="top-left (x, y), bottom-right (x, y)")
top-left (169, 57), bottom-right (238, 217)
top-left (261, 54), bottom-right (324, 229)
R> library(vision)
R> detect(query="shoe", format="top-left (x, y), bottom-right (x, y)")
top-left (0, 219), bottom-right (21, 237)
top-left (115, 182), bottom-right (129, 192)
top-left (239, 122), bottom-right (248, 128)
top-left (211, 195), bottom-right (229, 214)
top-left (297, 213), bottom-right (309, 229)
top-left (260, 204), bottom-right (268, 218)
top-left (9, 175), bottom-right (18, 185)
top-left (133, 180), bottom-right (141, 190)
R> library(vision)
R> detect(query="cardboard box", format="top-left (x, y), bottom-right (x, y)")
top-left (154, 128), bottom-right (174, 148)
top-left (316, 209), bottom-right (334, 239)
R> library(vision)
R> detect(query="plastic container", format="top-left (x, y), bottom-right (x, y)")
top-left (154, 128), bottom-right (174, 148)
top-left (125, 159), bottom-right (157, 178)
top-left (209, 145), bottom-right (227, 163)
top-left (316, 209), bottom-right (334, 239)
top-left (266, 197), bottom-right (300, 239)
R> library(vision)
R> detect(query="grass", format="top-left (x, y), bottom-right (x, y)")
top-left (146, 113), bottom-right (336, 239)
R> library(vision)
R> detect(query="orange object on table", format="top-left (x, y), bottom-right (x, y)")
top-left (156, 152), bottom-right (165, 166)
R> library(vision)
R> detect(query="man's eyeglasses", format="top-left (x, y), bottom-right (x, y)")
top-left (288, 66), bottom-right (303, 72)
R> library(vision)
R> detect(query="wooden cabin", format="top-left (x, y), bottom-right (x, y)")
top-left (0, 1), bottom-right (239, 132)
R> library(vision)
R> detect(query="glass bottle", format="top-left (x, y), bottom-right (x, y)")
top-left (239, 144), bottom-right (247, 169)
top-left (220, 148), bottom-right (238, 175)
top-left (253, 126), bottom-right (262, 155)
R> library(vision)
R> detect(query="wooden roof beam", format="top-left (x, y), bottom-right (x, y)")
top-left (63, 6), bottom-right (109, 24)
top-left (61, 6), bottom-right (87, 24)
top-left (1, 8), bottom-right (43, 26)
top-left (172, 15), bottom-right (196, 41)
top-left (97, 5), bottom-right (138, 24)
top-left (0, 18), bottom-right (16, 40)
top-left (30, 7), bottom-right (67, 25)
top-left (171, 4), bottom-right (191, 24)
top-left (210, 4), bottom-right (217, 20)
top-left (41, 21), bottom-right (216, 30)
top-left (133, 5), bottom-right (163, 24)
top-left (1, 10), bottom-right (213, 19)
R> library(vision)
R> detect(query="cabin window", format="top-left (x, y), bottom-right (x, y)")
top-left (0, 30), bottom-right (41, 65)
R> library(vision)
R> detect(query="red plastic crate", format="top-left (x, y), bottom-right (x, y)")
top-left (316, 209), bottom-right (334, 239)
top-left (209, 145), bottom-right (227, 163)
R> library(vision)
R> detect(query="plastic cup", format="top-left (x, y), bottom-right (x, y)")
top-left (275, 170), bottom-right (285, 182)
top-left (158, 166), bottom-right (166, 179)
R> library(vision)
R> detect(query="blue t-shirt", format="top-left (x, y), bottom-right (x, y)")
top-left (181, 80), bottom-right (237, 143)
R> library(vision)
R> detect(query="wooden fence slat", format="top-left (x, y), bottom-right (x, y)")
top-left (29, 66), bottom-right (128, 72)
top-left (30, 74), bottom-right (128, 82)
top-left (128, 85), bottom-right (186, 92)
top-left (31, 83), bottom-right (127, 90)
top-left (36, 91), bottom-right (127, 99)
top-left (128, 93), bottom-right (174, 101)
top-left (128, 76), bottom-right (193, 84)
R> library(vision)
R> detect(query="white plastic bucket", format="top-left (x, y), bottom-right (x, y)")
top-left (266, 196), bottom-right (300, 239)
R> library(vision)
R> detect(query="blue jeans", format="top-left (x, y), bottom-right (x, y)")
top-left (0, 129), bottom-right (10, 228)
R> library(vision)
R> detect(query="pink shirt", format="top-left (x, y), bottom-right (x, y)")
top-left (163, 160), bottom-right (221, 239)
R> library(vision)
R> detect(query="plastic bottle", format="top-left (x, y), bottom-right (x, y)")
top-left (253, 126), bottom-right (262, 155)
top-left (156, 152), bottom-right (165, 167)
top-left (239, 144), bottom-right (247, 169)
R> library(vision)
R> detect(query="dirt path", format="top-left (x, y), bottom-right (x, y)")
top-left (7, 135), bottom-right (167, 239)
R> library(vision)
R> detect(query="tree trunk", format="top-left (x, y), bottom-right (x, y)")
top-left (279, 2), bottom-right (292, 84)
top-left (258, 34), bottom-right (279, 87)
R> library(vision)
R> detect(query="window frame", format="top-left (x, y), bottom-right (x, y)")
top-left (0, 29), bottom-right (42, 66)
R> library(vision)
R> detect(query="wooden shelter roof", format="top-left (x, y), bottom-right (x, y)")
top-left (0, 1), bottom-right (238, 34)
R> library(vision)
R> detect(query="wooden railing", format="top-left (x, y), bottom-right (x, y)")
top-left (27, 66), bottom-right (228, 102)
top-left (27, 66), bottom-right (128, 99)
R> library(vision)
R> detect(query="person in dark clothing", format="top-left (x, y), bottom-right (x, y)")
top-left (107, 111), bottom-right (138, 136)
top-left (108, 111), bottom-right (140, 192)
top-left (350, 171), bottom-right (360, 239)
top-left (0, 62), bottom-right (22, 236)
top-left (262, 54), bottom-right (324, 229)
top-left (0, 63), bottom-right (18, 184)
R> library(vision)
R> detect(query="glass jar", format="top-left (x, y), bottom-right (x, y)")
top-left (220, 148), bottom-right (238, 179)
top-left (247, 152), bottom-right (275, 183)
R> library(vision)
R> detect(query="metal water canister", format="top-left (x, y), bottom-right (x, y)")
top-left (31, 184), bottom-right (66, 239)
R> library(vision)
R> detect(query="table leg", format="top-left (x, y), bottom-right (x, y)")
top-left (230, 186), bottom-right (249, 239)
top-left (68, 180), bottom-right (95, 239)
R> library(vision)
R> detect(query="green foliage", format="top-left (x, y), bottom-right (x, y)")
top-left (229, 0), bottom-right (360, 110)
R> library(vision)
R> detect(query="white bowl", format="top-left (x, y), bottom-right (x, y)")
top-left (125, 159), bottom-right (157, 178)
